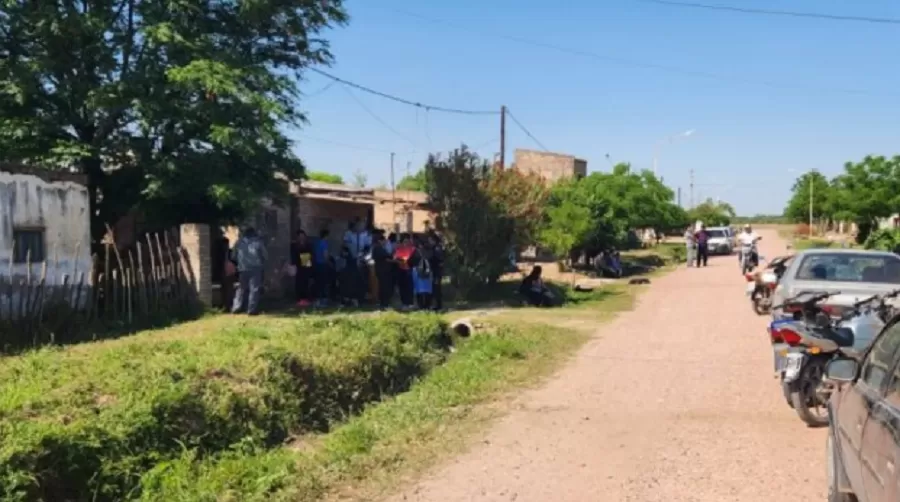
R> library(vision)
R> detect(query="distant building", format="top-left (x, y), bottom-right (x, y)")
top-left (513, 149), bottom-right (587, 183)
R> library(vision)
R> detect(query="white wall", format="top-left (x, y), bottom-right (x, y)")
top-left (0, 171), bottom-right (92, 289)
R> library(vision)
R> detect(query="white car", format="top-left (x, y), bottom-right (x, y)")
top-left (705, 227), bottom-right (733, 255)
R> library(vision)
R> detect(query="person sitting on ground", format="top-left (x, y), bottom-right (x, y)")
top-left (519, 266), bottom-right (554, 307)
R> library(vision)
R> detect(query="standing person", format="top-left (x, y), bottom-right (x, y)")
top-left (290, 230), bottom-right (314, 307)
top-left (230, 227), bottom-right (267, 315)
top-left (371, 233), bottom-right (395, 310)
top-left (393, 234), bottom-right (417, 310)
top-left (344, 218), bottom-right (372, 304)
top-left (683, 225), bottom-right (696, 268)
top-left (694, 224), bottom-right (710, 267)
top-left (413, 239), bottom-right (433, 309)
top-left (427, 233), bottom-right (445, 311)
top-left (312, 229), bottom-right (331, 306)
top-left (385, 232), bottom-right (397, 255)
top-left (337, 244), bottom-right (359, 306)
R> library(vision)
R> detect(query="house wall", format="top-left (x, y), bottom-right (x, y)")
top-left (372, 201), bottom-right (432, 234)
top-left (0, 169), bottom-right (92, 316)
top-left (296, 197), bottom-right (371, 254)
top-left (513, 149), bottom-right (587, 183)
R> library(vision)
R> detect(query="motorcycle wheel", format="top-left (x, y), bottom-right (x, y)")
top-left (790, 358), bottom-right (831, 427)
top-left (753, 300), bottom-right (769, 316)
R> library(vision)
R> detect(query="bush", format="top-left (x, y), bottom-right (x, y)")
top-left (864, 228), bottom-right (900, 253)
top-left (0, 315), bottom-right (450, 501)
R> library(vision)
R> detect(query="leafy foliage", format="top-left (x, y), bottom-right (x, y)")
top-left (783, 171), bottom-right (833, 224)
top-left (0, 0), bottom-right (348, 239)
top-left (425, 146), bottom-right (546, 293)
top-left (397, 169), bottom-right (429, 192)
top-left (687, 199), bottom-right (735, 227)
top-left (538, 163), bottom-right (688, 257)
top-left (306, 171), bottom-right (345, 184)
top-left (864, 228), bottom-right (900, 253)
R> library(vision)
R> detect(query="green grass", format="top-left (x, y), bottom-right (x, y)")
top-left (133, 322), bottom-right (587, 502)
top-left (792, 238), bottom-right (836, 250)
top-left (0, 315), bottom-right (450, 501)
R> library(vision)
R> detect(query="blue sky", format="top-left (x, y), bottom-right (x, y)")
top-left (290, 0), bottom-right (900, 215)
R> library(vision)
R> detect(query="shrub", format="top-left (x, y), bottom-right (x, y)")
top-left (0, 315), bottom-right (449, 501)
top-left (864, 228), bottom-right (900, 253)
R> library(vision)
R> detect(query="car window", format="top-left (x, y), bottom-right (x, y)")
top-left (794, 253), bottom-right (900, 284)
top-left (706, 230), bottom-right (726, 238)
top-left (861, 322), bottom-right (900, 391)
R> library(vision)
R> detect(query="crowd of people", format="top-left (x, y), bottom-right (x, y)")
top-left (228, 218), bottom-right (445, 316)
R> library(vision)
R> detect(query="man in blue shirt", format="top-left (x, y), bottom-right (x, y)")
top-left (313, 229), bottom-right (331, 306)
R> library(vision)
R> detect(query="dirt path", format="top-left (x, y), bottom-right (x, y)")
top-left (390, 229), bottom-right (826, 501)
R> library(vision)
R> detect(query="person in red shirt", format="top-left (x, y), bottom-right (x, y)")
top-left (392, 234), bottom-right (418, 310)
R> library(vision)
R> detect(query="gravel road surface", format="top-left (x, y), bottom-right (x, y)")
top-left (391, 229), bottom-right (827, 501)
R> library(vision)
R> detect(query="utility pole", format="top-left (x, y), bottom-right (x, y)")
top-left (390, 152), bottom-right (396, 229)
top-left (809, 169), bottom-right (815, 238)
top-left (677, 187), bottom-right (682, 207)
top-left (689, 169), bottom-right (695, 209)
top-left (499, 105), bottom-right (506, 170)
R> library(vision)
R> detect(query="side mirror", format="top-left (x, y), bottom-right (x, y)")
top-left (824, 358), bottom-right (859, 383)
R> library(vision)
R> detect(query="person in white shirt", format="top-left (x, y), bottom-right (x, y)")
top-left (737, 224), bottom-right (762, 270)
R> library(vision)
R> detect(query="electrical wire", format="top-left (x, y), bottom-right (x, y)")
top-left (636, 0), bottom-right (900, 25)
top-left (303, 80), bottom-right (336, 98)
top-left (339, 84), bottom-right (420, 149)
top-left (381, 7), bottom-right (889, 97)
top-left (309, 67), bottom-right (501, 115)
top-left (506, 109), bottom-right (549, 151)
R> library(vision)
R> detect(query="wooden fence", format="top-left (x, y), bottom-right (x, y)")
top-left (0, 230), bottom-right (201, 353)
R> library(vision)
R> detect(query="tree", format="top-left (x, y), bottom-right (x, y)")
top-left (688, 199), bottom-right (736, 227)
top-left (426, 146), bottom-right (540, 294)
top-left (397, 170), bottom-right (429, 192)
top-left (350, 169), bottom-right (368, 188)
top-left (306, 171), bottom-right (344, 184)
top-left (828, 155), bottom-right (900, 242)
top-left (783, 171), bottom-right (833, 224)
top-left (0, 0), bottom-right (348, 240)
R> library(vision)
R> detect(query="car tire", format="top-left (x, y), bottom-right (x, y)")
top-left (827, 433), bottom-right (857, 502)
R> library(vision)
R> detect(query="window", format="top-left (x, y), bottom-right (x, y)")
top-left (861, 322), bottom-right (900, 391)
top-left (12, 229), bottom-right (45, 263)
top-left (795, 253), bottom-right (900, 284)
top-left (706, 229), bottom-right (727, 238)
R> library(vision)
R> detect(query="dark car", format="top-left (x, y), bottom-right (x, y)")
top-left (825, 318), bottom-right (900, 502)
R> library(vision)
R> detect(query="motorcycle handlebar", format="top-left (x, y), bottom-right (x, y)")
top-left (772, 291), bottom-right (841, 311)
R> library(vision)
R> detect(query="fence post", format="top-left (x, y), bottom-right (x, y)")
top-left (179, 224), bottom-right (212, 306)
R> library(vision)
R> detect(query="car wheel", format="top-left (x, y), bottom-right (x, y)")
top-left (827, 433), bottom-right (856, 502)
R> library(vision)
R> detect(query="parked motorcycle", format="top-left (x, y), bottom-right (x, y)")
top-left (744, 255), bottom-right (791, 315)
top-left (770, 289), bottom-right (900, 426)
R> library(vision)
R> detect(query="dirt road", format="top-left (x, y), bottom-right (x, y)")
top-left (392, 229), bottom-right (827, 501)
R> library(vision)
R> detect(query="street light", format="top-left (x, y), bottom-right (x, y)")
top-left (788, 168), bottom-right (817, 238)
top-left (653, 129), bottom-right (695, 177)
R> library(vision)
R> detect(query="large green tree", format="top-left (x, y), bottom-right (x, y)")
top-left (829, 156), bottom-right (900, 240)
top-left (783, 170), bottom-right (833, 224)
top-left (0, 0), bottom-right (347, 239)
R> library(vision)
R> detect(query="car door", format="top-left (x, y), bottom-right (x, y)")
top-left (837, 321), bottom-right (900, 498)
top-left (860, 347), bottom-right (900, 501)
top-left (853, 321), bottom-right (900, 501)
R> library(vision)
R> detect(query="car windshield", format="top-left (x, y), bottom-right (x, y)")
top-left (795, 253), bottom-right (900, 284)
top-left (706, 229), bottom-right (726, 238)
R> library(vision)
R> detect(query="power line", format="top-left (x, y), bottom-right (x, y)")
top-left (303, 80), bottom-right (336, 98)
top-left (506, 109), bottom-right (549, 151)
top-left (636, 0), bottom-right (900, 25)
top-left (381, 7), bottom-right (889, 97)
top-left (309, 67), bottom-right (500, 115)
top-left (339, 84), bottom-right (420, 149)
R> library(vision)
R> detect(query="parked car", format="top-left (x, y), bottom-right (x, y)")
top-left (705, 227), bottom-right (733, 255)
top-left (770, 248), bottom-right (900, 380)
top-left (824, 319), bottom-right (900, 502)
